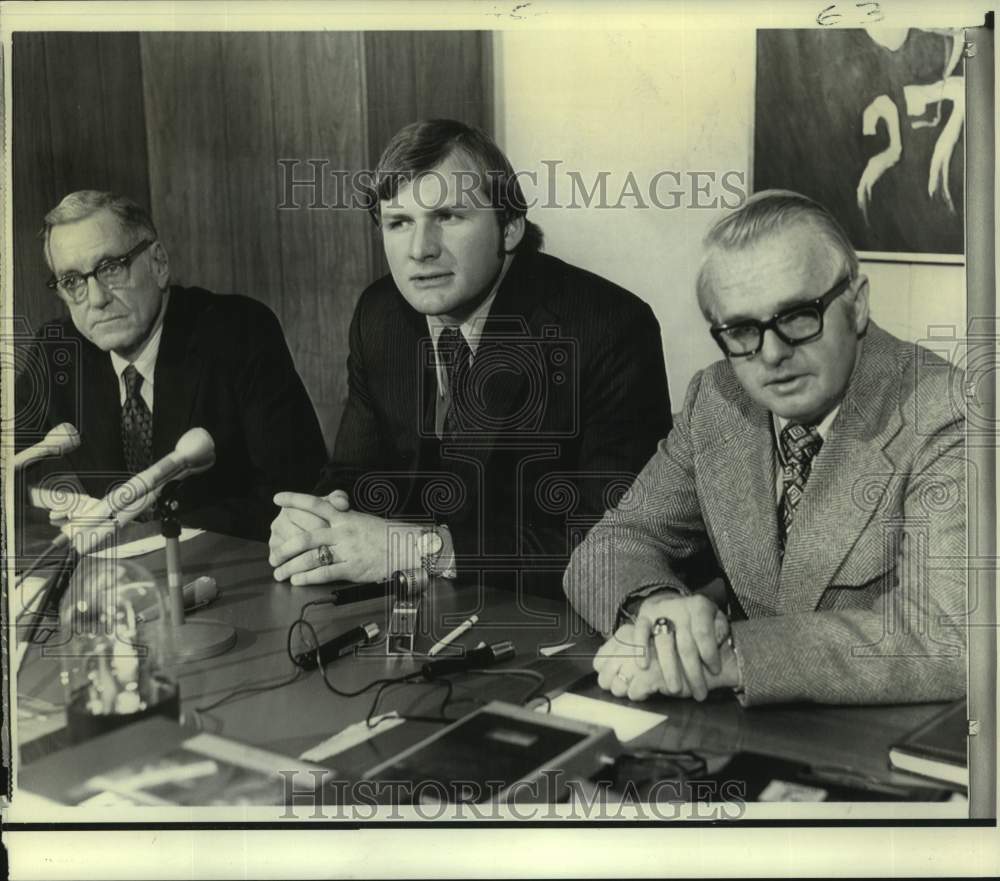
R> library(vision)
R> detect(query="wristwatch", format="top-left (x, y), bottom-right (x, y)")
top-left (418, 526), bottom-right (456, 579)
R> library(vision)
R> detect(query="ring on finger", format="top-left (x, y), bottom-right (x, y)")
top-left (651, 617), bottom-right (675, 637)
top-left (316, 544), bottom-right (336, 567)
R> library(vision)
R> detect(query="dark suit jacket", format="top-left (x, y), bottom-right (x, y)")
top-left (15, 285), bottom-right (326, 541)
top-left (316, 250), bottom-right (672, 596)
top-left (565, 323), bottom-right (967, 705)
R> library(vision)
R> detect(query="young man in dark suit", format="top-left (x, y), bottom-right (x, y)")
top-left (15, 190), bottom-right (325, 541)
top-left (567, 190), bottom-right (966, 706)
top-left (269, 119), bottom-right (672, 597)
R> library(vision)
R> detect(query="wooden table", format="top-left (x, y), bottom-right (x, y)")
top-left (15, 529), bottom-right (954, 798)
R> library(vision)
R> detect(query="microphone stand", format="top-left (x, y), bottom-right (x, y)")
top-left (156, 485), bottom-right (236, 663)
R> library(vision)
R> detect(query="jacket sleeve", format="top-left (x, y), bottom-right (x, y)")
top-left (189, 302), bottom-right (327, 539)
top-left (563, 368), bottom-right (713, 633)
top-left (315, 290), bottom-right (392, 497)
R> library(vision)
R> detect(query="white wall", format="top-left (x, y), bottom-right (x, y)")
top-left (494, 29), bottom-right (966, 405)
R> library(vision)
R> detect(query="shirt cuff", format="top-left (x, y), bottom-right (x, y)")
top-left (615, 582), bottom-right (689, 630)
top-left (728, 629), bottom-right (748, 704)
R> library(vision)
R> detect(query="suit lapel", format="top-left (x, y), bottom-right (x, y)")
top-left (151, 289), bottom-right (204, 459)
top-left (463, 253), bottom-right (544, 459)
top-left (80, 338), bottom-right (125, 471)
top-left (776, 327), bottom-right (900, 611)
top-left (697, 370), bottom-right (783, 617)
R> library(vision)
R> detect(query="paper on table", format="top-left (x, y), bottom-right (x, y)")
top-left (31, 488), bottom-right (100, 518)
top-left (300, 712), bottom-right (406, 762)
top-left (89, 528), bottom-right (206, 560)
top-left (539, 692), bottom-right (668, 742)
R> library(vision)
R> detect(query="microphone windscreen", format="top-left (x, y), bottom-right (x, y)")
top-left (48, 423), bottom-right (81, 455)
top-left (174, 428), bottom-right (215, 473)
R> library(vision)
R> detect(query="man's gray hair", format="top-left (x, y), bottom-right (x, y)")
top-left (695, 189), bottom-right (860, 321)
top-left (42, 190), bottom-right (158, 268)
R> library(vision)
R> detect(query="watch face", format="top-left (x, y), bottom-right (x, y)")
top-left (420, 529), bottom-right (443, 556)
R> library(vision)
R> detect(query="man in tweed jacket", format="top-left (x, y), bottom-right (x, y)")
top-left (564, 190), bottom-right (967, 707)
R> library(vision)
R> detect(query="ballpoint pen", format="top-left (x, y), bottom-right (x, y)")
top-left (427, 614), bottom-right (479, 657)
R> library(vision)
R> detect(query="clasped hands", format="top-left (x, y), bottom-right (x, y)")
top-left (268, 490), bottom-right (424, 585)
top-left (593, 593), bottom-right (740, 702)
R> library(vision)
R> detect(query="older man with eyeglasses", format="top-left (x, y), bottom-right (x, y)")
top-left (14, 190), bottom-right (325, 541)
top-left (565, 189), bottom-right (967, 708)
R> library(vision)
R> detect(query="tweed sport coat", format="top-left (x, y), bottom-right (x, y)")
top-left (564, 322), bottom-right (967, 706)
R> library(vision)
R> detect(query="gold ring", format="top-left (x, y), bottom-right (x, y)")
top-left (651, 617), bottom-right (675, 637)
top-left (316, 545), bottom-right (335, 567)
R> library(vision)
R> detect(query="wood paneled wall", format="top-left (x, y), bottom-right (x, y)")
top-left (10, 30), bottom-right (492, 451)
top-left (12, 33), bottom-right (150, 336)
top-left (364, 31), bottom-right (493, 279)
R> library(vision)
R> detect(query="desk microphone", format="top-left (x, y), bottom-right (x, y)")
top-left (15, 428), bottom-right (217, 580)
top-left (293, 621), bottom-right (381, 670)
top-left (84, 427), bottom-right (216, 528)
top-left (13, 423), bottom-right (81, 470)
top-left (421, 640), bottom-right (515, 679)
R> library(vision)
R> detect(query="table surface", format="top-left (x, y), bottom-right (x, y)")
top-left (15, 528), bottom-right (954, 797)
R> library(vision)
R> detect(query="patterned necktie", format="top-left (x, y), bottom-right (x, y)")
top-left (778, 422), bottom-right (823, 546)
top-left (121, 364), bottom-right (153, 475)
top-left (439, 326), bottom-right (473, 438)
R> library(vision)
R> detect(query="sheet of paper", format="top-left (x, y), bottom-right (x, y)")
top-left (88, 528), bottom-right (206, 560)
top-left (300, 712), bottom-right (406, 762)
top-left (539, 692), bottom-right (668, 742)
top-left (31, 488), bottom-right (99, 517)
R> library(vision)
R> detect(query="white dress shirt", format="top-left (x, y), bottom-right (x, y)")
top-left (109, 301), bottom-right (168, 413)
top-left (426, 255), bottom-right (513, 438)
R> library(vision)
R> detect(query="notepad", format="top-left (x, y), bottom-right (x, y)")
top-left (88, 529), bottom-right (206, 559)
top-left (538, 692), bottom-right (667, 742)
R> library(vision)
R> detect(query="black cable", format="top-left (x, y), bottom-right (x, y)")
top-left (194, 668), bottom-right (304, 713)
top-left (465, 666), bottom-right (551, 711)
top-left (281, 599), bottom-right (557, 731)
top-left (191, 596), bottom-right (340, 717)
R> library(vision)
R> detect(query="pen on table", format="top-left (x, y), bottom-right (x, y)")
top-left (427, 614), bottom-right (479, 657)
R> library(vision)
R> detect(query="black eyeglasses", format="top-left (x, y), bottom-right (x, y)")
top-left (710, 274), bottom-right (854, 358)
top-left (47, 239), bottom-right (154, 303)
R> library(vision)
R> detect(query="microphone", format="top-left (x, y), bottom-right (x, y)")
top-left (421, 640), bottom-right (515, 679)
top-left (292, 621), bottom-right (381, 670)
top-left (13, 423), bottom-right (81, 470)
top-left (15, 428), bottom-right (216, 586)
top-left (65, 428), bottom-right (216, 558)
top-left (85, 427), bottom-right (216, 526)
top-left (137, 576), bottom-right (219, 622)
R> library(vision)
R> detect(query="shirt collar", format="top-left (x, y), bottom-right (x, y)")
top-left (426, 254), bottom-right (513, 354)
top-left (109, 290), bottom-right (169, 386)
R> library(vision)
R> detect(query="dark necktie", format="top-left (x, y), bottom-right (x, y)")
top-left (778, 422), bottom-right (823, 546)
top-left (121, 364), bottom-right (153, 475)
top-left (438, 326), bottom-right (473, 438)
